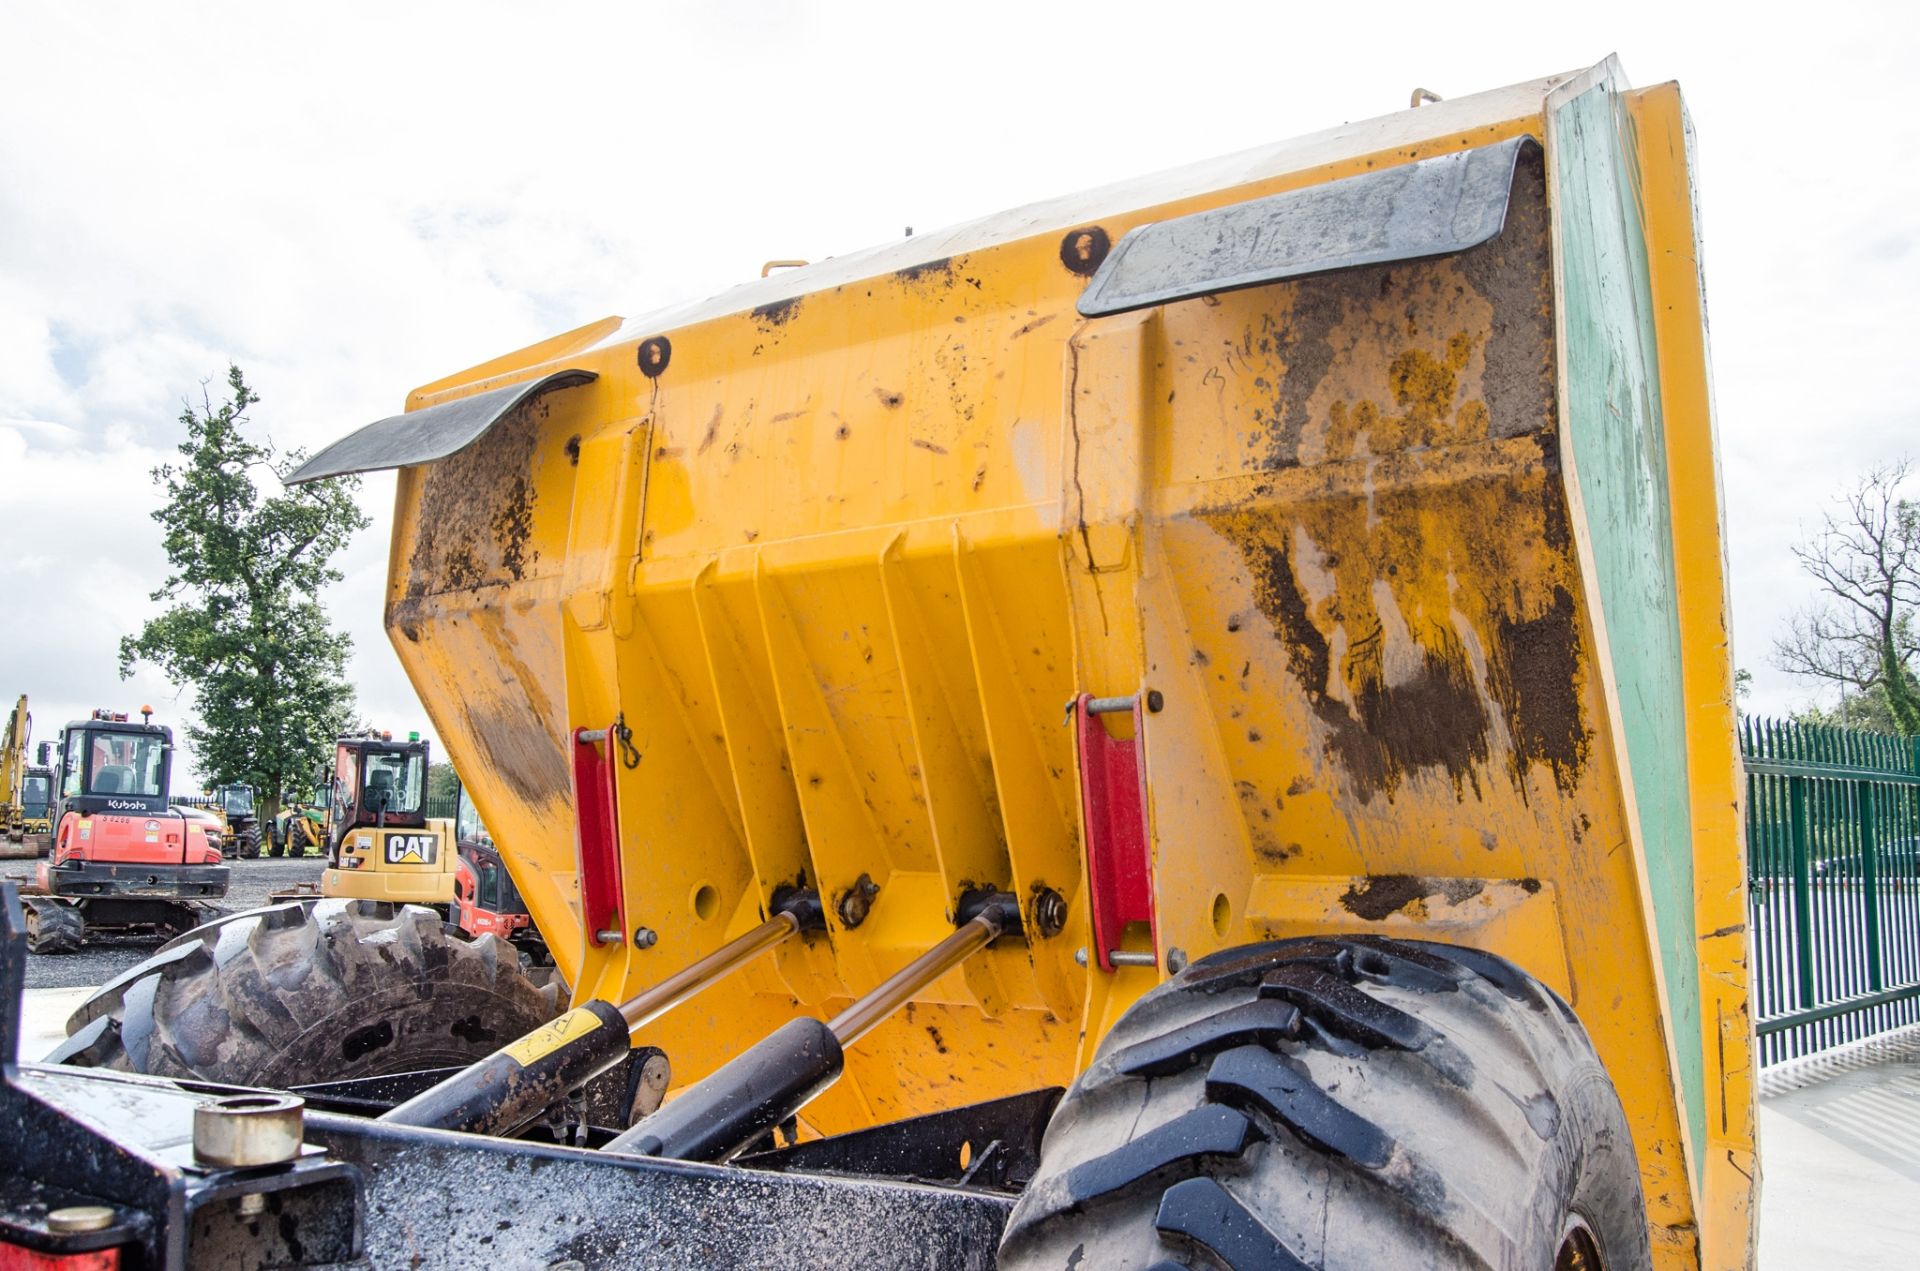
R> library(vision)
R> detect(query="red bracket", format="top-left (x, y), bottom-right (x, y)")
top-left (571, 724), bottom-right (626, 948)
top-left (1073, 693), bottom-right (1157, 971)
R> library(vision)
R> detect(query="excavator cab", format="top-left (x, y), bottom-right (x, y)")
top-left (24, 708), bottom-right (226, 952)
top-left (19, 769), bottom-right (50, 834)
top-left (54, 711), bottom-right (171, 819)
top-left (452, 785), bottom-right (547, 964)
top-left (318, 729), bottom-right (453, 905)
top-left (328, 732), bottom-right (428, 840)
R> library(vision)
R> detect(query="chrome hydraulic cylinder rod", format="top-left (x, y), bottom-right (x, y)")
top-left (382, 892), bottom-right (818, 1136)
top-left (606, 891), bottom-right (1022, 1163)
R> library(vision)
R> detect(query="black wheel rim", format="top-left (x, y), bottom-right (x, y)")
top-left (1554, 1215), bottom-right (1605, 1271)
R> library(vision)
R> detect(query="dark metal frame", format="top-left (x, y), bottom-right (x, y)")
top-left (0, 884), bottom-right (1038, 1268)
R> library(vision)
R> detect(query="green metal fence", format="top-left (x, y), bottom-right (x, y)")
top-left (1743, 717), bottom-right (1920, 1064)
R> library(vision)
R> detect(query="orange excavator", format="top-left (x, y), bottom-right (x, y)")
top-left (23, 706), bottom-right (229, 952)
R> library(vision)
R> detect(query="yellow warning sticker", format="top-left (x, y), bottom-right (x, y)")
top-left (501, 1007), bottom-right (603, 1068)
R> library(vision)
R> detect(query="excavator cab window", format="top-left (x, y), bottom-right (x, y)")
top-left (86, 731), bottom-right (165, 797)
top-left (62, 731), bottom-right (84, 797)
top-left (21, 774), bottom-right (50, 818)
top-left (361, 750), bottom-right (423, 816)
top-left (455, 786), bottom-right (493, 847)
top-left (475, 858), bottom-right (502, 911)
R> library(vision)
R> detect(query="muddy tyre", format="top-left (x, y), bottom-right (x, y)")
top-left (49, 899), bottom-right (560, 1088)
top-left (234, 830), bottom-right (260, 860)
top-left (998, 936), bottom-right (1649, 1271)
top-left (25, 901), bottom-right (84, 955)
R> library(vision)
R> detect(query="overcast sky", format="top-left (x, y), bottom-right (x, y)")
top-left (3, 1), bottom-right (1916, 790)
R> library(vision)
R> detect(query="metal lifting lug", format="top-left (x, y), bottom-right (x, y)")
top-left (954, 887), bottom-right (1022, 936)
top-left (770, 883), bottom-right (828, 932)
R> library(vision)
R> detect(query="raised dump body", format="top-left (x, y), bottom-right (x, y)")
top-left (298, 59), bottom-right (1751, 1269)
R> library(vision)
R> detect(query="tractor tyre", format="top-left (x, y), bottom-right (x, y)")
top-left (48, 899), bottom-right (561, 1089)
top-left (997, 935), bottom-right (1650, 1271)
top-left (25, 901), bottom-right (85, 955)
top-left (235, 830), bottom-right (260, 860)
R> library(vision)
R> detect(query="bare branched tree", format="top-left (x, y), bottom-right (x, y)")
top-left (1774, 459), bottom-right (1920, 734)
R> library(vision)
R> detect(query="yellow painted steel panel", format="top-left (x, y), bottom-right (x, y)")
top-left (362, 65), bottom-right (1745, 1264)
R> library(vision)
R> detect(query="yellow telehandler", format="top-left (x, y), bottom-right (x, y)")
top-left (15, 60), bottom-right (1751, 1270)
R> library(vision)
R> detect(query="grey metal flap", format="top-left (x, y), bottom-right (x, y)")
top-left (1076, 136), bottom-right (1535, 318)
top-left (285, 368), bottom-right (598, 485)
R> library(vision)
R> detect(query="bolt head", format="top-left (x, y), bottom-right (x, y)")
top-left (1032, 887), bottom-right (1067, 937)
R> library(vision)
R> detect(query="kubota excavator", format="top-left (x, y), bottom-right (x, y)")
top-left (22, 706), bottom-right (229, 952)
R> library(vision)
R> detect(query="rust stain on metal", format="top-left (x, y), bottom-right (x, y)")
top-left (895, 256), bottom-right (954, 284)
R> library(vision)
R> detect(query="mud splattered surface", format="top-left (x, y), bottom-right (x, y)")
top-left (1240, 531), bottom-right (1493, 799)
top-left (1338, 874), bottom-right (1488, 920)
top-left (464, 690), bottom-right (571, 815)
top-left (402, 395), bottom-right (552, 605)
top-left (1182, 152), bottom-right (1587, 805)
top-left (750, 295), bottom-right (802, 327)
top-left (1494, 586), bottom-right (1589, 792)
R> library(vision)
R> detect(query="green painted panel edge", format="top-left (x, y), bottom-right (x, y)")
top-left (1553, 82), bottom-right (1706, 1164)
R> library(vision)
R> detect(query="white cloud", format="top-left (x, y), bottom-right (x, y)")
top-left (2, 0), bottom-right (1918, 793)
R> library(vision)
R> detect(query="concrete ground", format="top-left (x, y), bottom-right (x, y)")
top-left (9, 984), bottom-right (1917, 1264)
top-left (1757, 1030), bottom-right (1920, 1267)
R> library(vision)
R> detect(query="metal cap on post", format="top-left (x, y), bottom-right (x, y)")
top-left (193, 1094), bottom-right (305, 1168)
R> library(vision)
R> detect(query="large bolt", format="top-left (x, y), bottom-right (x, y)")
top-left (1031, 887), bottom-right (1067, 938)
top-left (836, 874), bottom-right (880, 929)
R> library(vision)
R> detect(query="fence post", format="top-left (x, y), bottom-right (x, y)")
top-left (1859, 782), bottom-right (1882, 991)
top-left (1789, 775), bottom-right (1816, 1011)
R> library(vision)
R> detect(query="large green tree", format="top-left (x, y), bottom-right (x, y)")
top-left (120, 367), bottom-right (370, 818)
top-left (1774, 459), bottom-right (1920, 735)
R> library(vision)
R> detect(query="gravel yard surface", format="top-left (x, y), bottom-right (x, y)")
top-left (11, 855), bottom-right (327, 990)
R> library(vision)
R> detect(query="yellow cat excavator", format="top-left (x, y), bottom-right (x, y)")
top-left (0, 696), bottom-right (43, 857)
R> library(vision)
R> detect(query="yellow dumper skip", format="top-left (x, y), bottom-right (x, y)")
top-left (297, 58), bottom-right (1752, 1269)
